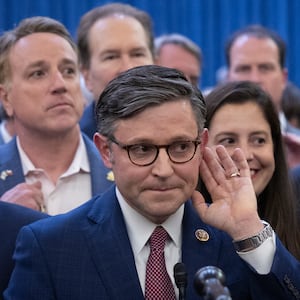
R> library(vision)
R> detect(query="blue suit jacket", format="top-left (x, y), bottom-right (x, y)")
top-left (0, 202), bottom-right (47, 300)
top-left (4, 186), bottom-right (300, 299)
top-left (0, 134), bottom-right (113, 198)
top-left (79, 102), bottom-right (96, 140)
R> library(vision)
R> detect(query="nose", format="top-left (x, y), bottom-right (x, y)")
top-left (248, 68), bottom-right (263, 85)
top-left (118, 56), bottom-right (137, 73)
top-left (238, 142), bottom-right (254, 162)
top-left (151, 148), bottom-right (174, 177)
top-left (51, 71), bottom-right (67, 94)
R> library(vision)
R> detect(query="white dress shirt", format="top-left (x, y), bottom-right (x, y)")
top-left (17, 136), bottom-right (92, 215)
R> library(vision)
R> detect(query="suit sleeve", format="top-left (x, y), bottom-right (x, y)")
top-left (242, 236), bottom-right (300, 299)
top-left (269, 237), bottom-right (300, 299)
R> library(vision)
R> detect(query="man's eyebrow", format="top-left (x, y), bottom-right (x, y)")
top-left (60, 58), bottom-right (77, 65)
top-left (26, 60), bottom-right (47, 69)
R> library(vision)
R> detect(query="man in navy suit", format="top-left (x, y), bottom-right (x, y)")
top-left (5, 66), bottom-right (300, 299)
top-left (0, 17), bottom-right (113, 215)
top-left (78, 3), bottom-right (154, 140)
top-left (0, 201), bottom-right (47, 299)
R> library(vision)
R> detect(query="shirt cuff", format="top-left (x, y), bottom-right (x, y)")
top-left (237, 231), bottom-right (276, 274)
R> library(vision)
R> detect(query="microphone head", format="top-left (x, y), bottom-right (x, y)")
top-left (194, 266), bottom-right (226, 295)
top-left (173, 262), bottom-right (188, 288)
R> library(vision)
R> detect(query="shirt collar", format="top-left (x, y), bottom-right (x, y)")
top-left (116, 187), bottom-right (183, 255)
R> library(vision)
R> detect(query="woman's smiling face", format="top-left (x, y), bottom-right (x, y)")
top-left (207, 101), bottom-right (275, 196)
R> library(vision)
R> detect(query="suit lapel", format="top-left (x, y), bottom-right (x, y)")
top-left (82, 133), bottom-right (114, 195)
top-left (82, 188), bottom-right (144, 298)
top-left (0, 138), bottom-right (25, 193)
top-left (182, 201), bottom-right (222, 299)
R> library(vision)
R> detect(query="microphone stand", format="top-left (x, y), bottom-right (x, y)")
top-left (174, 262), bottom-right (188, 300)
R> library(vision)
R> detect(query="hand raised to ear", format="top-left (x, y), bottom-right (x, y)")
top-left (192, 145), bottom-right (263, 240)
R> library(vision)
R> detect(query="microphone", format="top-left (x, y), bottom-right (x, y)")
top-left (194, 266), bottom-right (232, 300)
top-left (173, 262), bottom-right (188, 300)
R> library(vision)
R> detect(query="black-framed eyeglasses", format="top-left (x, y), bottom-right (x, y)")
top-left (109, 136), bottom-right (201, 166)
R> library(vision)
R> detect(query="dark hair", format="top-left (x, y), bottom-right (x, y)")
top-left (0, 16), bottom-right (76, 85)
top-left (95, 65), bottom-right (206, 137)
top-left (77, 3), bottom-right (154, 69)
top-left (225, 24), bottom-right (286, 69)
top-left (202, 81), bottom-right (300, 259)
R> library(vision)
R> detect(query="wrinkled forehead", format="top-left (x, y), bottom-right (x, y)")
top-left (10, 32), bottom-right (78, 65)
top-left (114, 100), bottom-right (199, 135)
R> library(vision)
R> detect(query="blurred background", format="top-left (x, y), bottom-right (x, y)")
top-left (1, 0), bottom-right (299, 90)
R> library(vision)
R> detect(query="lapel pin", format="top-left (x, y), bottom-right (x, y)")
top-left (195, 229), bottom-right (209, 242)
top-left (0, 170), bottom-right (13, 181)
top-left (106, 170), bottom-right (114, 181)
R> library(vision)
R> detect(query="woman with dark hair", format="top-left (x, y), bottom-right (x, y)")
top-left (201, 80), bottom-right (300, 260)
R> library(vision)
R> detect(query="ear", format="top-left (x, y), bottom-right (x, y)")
top-left (93, 133), bottom-right (113, 169)
top-left (81, 68), bottom-right (93, 94)
top-left (0, 84), bottom-right (14, 117)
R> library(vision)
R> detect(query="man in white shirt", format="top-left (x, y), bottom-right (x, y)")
top-left (0, 16), bottom-right (113, 215)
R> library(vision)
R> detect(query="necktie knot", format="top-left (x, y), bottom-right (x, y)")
top-left (149, 226), bottom-right (168, 252)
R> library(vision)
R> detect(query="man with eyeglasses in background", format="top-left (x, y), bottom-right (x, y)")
top-left (5, 65), bottom-right (300, 299)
